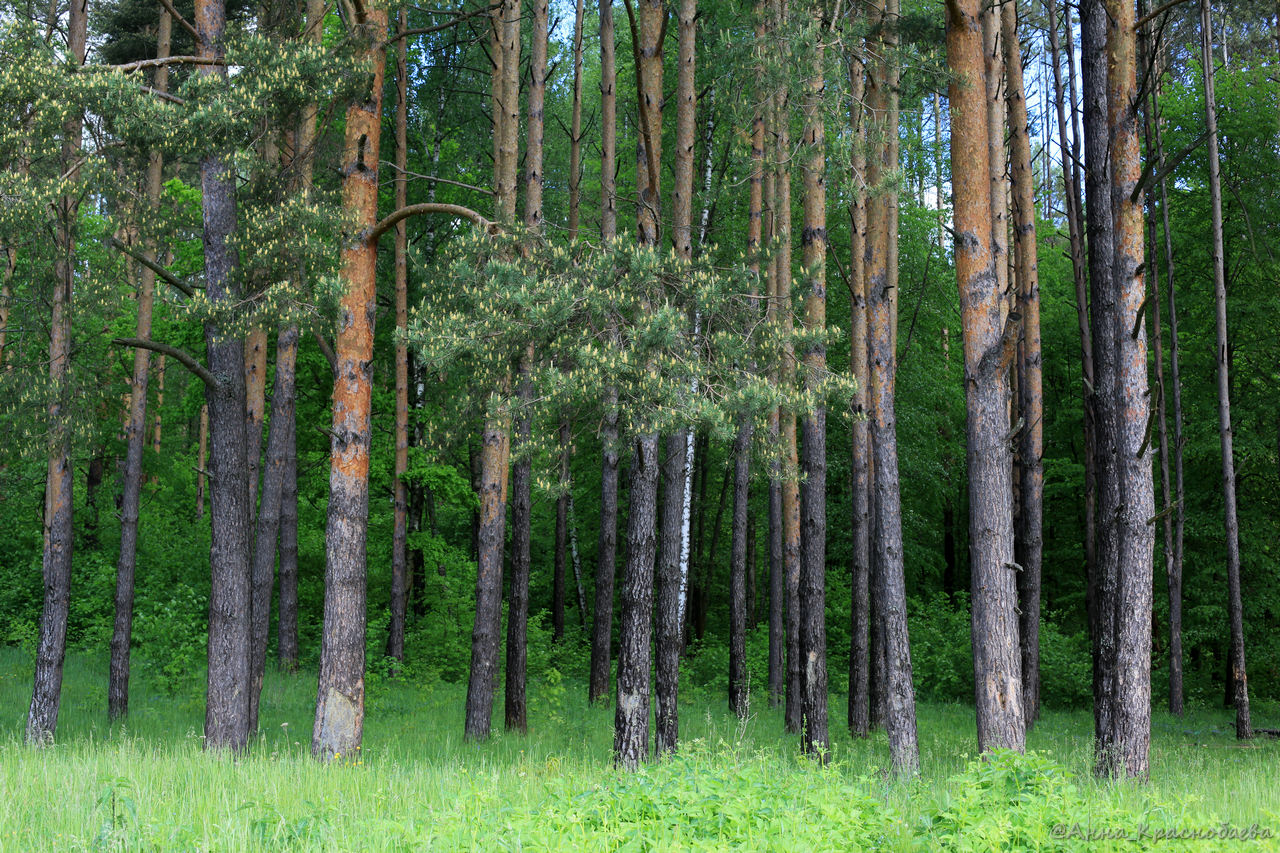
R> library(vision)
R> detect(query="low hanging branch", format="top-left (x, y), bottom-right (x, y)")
top-left (368, 202), bottom-right (494, 245)
top-left (107, 236), bottom-right (195, 297)
top-left (113, 337), bottom-right (216, 389)
top-left (96, 55), bottom-right (225, 73)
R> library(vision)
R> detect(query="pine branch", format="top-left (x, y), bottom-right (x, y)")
top-left (114, 337), bottom-right (215, 388)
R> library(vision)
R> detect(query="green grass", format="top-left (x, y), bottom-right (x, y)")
top-left (1, 648), bottom-right (1277, 851)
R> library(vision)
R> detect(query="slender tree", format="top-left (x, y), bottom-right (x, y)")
top-left (27, 0), bottom-right (88, 745)
top-left (1003, 0), bottom-right (1043, 728)
top-left (797, 4), bottom-right (829, 758)
top-left (588, 0), bottom-right (621, 705)
top-left (110, 7), bottom-right (171, 723)
top-left (1199, 0), bottom-right (1250, 741)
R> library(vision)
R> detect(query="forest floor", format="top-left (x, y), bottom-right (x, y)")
top-left (0, 648), bottom-right (1277, 851)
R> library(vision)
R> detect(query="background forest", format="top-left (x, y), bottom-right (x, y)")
top-left (0, 0), bottom-right (1279, 843)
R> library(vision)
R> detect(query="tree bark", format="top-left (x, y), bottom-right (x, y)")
top-left (505, 364), bottom-right (533, 734)
top-left (656, 432), bottom-right (686, 755)
top-left (110, 8), bottom-right (171, 724)
top-left (244, 328), bottom-right (268, 511)
top-left (1003, 0), bottom-right (1043, 729)
top-left (798, 13), bottom-right (828, 758)
top-left (1199, 0), bottom-right (1250, 741)
top-left (588, 0), bottom-right (620, 705)
top-left (867, 6), bottom-right (920, 772)
top-left (248, 324), bottom-right (298, 730)
top-left (1081, 0), bottom-right (1120, 769)
top-left (847, 49), bottom-right (871, 739)
top-left (312, 5), bottom-right (388, 760)
top-left (387, 5), bottom-right (411, 665)
top-left (614, 434), bottom-right (659, 768)
top-left (1098, 0), bottom-right (1156, 777)
top-left (196, 403), bottom-right (209, 520)
top-left (1150, 64), bottom-right (1185, 717)
top-left (947, 0), bottom-right (1025, 756)
top-left (554, 419), bottom-right (571, 640)
top-left (27, 0), bottom-right (87, 745)
top-left (568, 0), bottom-right (587, 240)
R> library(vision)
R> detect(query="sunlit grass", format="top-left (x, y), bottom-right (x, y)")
top-left (1, 648), bottom-right (1276, 850)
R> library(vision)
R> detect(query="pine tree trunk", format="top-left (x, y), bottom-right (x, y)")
top-left (193, 0), bottom-right (256, 754)
top-left (1045, 0), bottom-right (1096, 604)
top-left (248, 325), bottom-right (298, 730)
top-left (798, 18), bottom-right (828, 757)
top-left (27, 0), bottom-right (87, 745)
top-left (588, 0), bottom-right (620, 706)
top-left (867, 6), bottom-right (919, 771)
top-left (312, 6), bottom-right (388, 760)
top-left (1081, 0), bottom-right (1120, 769)
top-left (1199, 0), bottom-right (1250, 741)
top-left (387, 5), bottom-right (411, 665)
top-left (554, 419), bottom-right (571, 640)
top-left (656, 432), bottom-right (686, 754)
top-left (947, 0), bottom-right (1025, 755)
top-left (196, 404), bottom-right (209, 520)
top-left (1003, 0), bottom-right (1043, 729)
top-left (847, 50), bottom-right (871, 739)
top-left (615, 435), bottom-right (659, 768)
top-left (762, 86), bottom-right (783, 709)
top-left (505, 364), bottom-right (533, 734)
top-left (1098, 0), bottom-right (1156, 777)
top-left (244, 328), bottom-right (268, 512)
top-left (110, 8), bottom-right (171, 723)
top-left (1151, 68), bottom-right (1185, 717)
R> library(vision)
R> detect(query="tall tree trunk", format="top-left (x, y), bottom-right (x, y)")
top-left (1081, 0), bottom-right (1120, 769)
top-left (947, 0), bottom-right (1026, 755)
top-left (277, 0), bottom-right (323, 677)
top-left (387, 5), bottom-right (411, 665)
top-left (615, 0), bottom-right (664, 769)
top-left (466, 0), bottom-right (520, 741)
top-left (1045, 0), bottom-right (1095, 604)
top-left (588, 0), bottom-right (620, 705)
top-left (798, 11), bottom-right (828, 757)
top-left (195, 0), bottom-right (254, 753)
top-left (312, 5), bottom-right (388, 760)
top-left (27, 0), bottom-right (88, 745)
top-left (151, 354), bottom-right (166, 465)
top-left (110, 8), bottom-right (171, 723)
top-left (0, 247), bottom-right (13, 368)
top-left (731, 2), bottom-right (766, 721)
top-left (1151, 66), bottom-right (1185, 717)
top-left (1003, 0), bottom-right (1043, 729)
top-left (1097, 0), bottom-right (1156, 778)
top-left (770, 0), bottom-right (802, 737)
top-left (868, 5), bottom-right (920, 772)
top-left (765, 93), bottom-right (784, 707)
top-left (248, 325), bottom-right (298, 729)
top-left (655, 0), bottom-right (696, 757)
top-left (982, 0), bottom-right (1008, 322)
top-left (1199, 0), bottom-right (1250, 741)
top-left (847, 50), bottom-right (871, 739)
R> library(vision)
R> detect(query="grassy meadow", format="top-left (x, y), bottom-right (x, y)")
top-left (0, 648), bottom-right (1277, 851)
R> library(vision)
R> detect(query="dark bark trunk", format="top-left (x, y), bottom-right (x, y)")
top-left (464, 419), bottom-right (509, 741)
top-left (847, 49), bottom-right (871, 740)
top-left (1199, 0), bottom-right (1250, 740)
top-left (192, 0), bottom-right (254, 754)
top-left (276, 362), bottom-right (300, 673)
top-left (746, 509), bottom-right (758, 629)
top-left (1081, 0), bottom-right (1120, 769)
top-left (589, 394), bottom-right (620, 703)
top-left (27, 0), bottom-right (87, 745)
top-left (312, 6), bottom-right (388, 760)
top-left (729, 420), bottom-right (752, 719)
top-left (656, 431), bottom-right (686, 754)
top-left (248, 325), bottom-right (297, 730)
top-left (387, 5), bottom-right (411, 665)
top-left (554, 420), bottom-right (569, 642)
top-left (505, 370), bottom-right (533, 734)
top-left (614, 433), bottom-right (659, 769)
